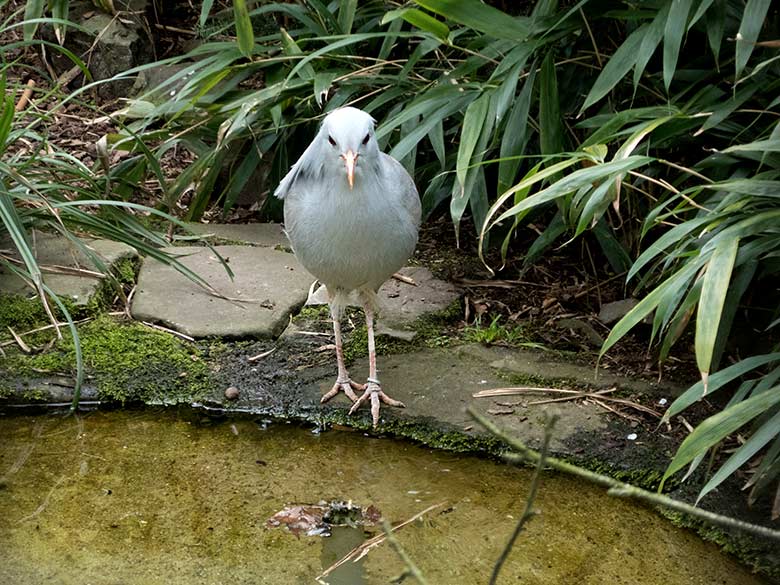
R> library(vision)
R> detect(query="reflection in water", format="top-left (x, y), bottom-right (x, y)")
top-left (0, 408), bottom-right (767, 585)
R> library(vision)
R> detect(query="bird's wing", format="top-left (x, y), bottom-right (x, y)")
top-left (379, 153), bottom-right (422, 226)
top-left (274, 138), bottom-right (322, 200)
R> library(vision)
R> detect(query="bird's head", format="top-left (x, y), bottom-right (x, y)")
top-left (319, 107), bottom-right (379, 190)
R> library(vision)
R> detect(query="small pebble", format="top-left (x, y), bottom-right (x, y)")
top-left (224, 386), bottom-right (240, 400)
top-left (627, 433), bottom-right (638, 441)
top-left (658, 398), bottom-right (668, 406)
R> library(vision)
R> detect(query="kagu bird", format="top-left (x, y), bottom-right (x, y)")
top-left (275, 107), bottom-right (421, 427)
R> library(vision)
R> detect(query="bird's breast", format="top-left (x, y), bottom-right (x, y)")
top-left (284, 183), bottom-right (418, 292)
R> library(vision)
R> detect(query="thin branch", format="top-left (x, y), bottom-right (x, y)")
top-left (490, 413), bottom-right (557, 585)
top-left (468, 407), bottom-right (780, 542)
top-left (382, 519), bottom-right (430, 585)
top-left (316, 502), bottom-right (444, 583)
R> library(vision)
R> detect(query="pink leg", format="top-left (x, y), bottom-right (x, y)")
top-left (320, 312), bottom-right (363, 404)
top-left (349, 305), bottom-right (405, 427)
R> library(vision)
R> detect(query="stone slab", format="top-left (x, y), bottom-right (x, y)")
top-left (0, 231), bottom-right (137, 305)
top-left (306, 266), bottom-right (460, 338)
top-left (183, 223), bottom-right (289, 248)
top-left (130, 245), bottom-right (313, 338)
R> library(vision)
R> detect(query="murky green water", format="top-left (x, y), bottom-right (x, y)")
top-left (0, 409), bottom-right (766, 584)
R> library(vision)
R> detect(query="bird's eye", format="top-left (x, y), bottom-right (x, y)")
top-left (361, 133), bottom-right (370, 145)
top-left (328, 135), bottom-right (337, 147)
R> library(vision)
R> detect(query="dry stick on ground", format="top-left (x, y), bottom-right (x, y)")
top-left (490, 413), bottom-right (557, 585)
top-left (315, 502), bottom-right (444, 583)
top-left (14, 79), bottom-right (36, 111)
top-left (381, 519), bottom-right (430, 585)
top-left (468, 406), bottom-right (780, 542)
top-left (473, 386), bottom-right (663, 419)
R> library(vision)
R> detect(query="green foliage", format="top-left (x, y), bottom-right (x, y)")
top-left (463, 315), bottom-right (529, 346)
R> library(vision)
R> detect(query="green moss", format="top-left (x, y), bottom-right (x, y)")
top-left (3, 315), bottom-right (211, 404)
top-left (660, 508), bottom-right (780, 581)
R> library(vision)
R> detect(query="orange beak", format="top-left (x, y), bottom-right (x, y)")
top-left (342, 150), bottom-right (357, 190)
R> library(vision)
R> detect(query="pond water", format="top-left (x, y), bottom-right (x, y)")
top-left (0, 408), bottom-right (766, 584)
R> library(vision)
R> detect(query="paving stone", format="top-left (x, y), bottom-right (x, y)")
top-left (130, 245), bottom-right (313, 338)
top-left (184, 223), bottom-right (289, 248)
top-left (0, 231), bottom-right (137, 305)
top-left (599, 298), bottom-right (639, 324)
top-left (305, 266), bottom-right (460, 339)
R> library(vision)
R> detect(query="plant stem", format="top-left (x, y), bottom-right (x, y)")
top-left (490, 413), bottom-right (558, 585)
top-left (468, 407), bottom-right (780, 542)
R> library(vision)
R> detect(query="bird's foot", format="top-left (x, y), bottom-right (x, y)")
top-left (321, 377), bottom-right (364, 404)
top-left (349, 378), bottom-right (405, 427)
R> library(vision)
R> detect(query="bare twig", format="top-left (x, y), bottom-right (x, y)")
top-left (247, 347), bottom-right (276, 362)
top-left (316, 502), bottom-right (444, 583)
top-left (15, 79), bottom-right (36, 112)
top-left (468, 407), bottom-right (780, 542)
top-left (490, 413), bottom-right (557, 585)
top-left (474, 386), bottom-right (663, 419)
top-left (140, 321), bottom-right (195, 342)
top-left (391, 272), bottom-right (418, 286)
top-left (382, 519), bottom-right (430, 585)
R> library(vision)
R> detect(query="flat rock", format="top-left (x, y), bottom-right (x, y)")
top-left (183, 223), bottom-right (289, 248)
top-left (0, 231), bottom-right (137, 305)
top-left (332, 347), bottom-right (609, 453)
top-left (461, 343), bottom-right (683, 397)
top-left (306, 266), bottom-right (460, 338)
top-left (131, 245), bottom-right (313, 338)
top-left (599, 298), bottom-right (639, 324)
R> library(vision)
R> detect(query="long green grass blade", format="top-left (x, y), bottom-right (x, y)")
top-left (23, 0), bottom-right (45, 41)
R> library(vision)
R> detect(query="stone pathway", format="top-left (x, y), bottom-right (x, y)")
top-left (0, 230), bottom-right (137, 305)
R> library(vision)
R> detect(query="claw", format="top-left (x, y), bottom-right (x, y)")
top-left (321, 379), bottom-right (364, 404)
top-left (349, 382), bottom-right (405, 427)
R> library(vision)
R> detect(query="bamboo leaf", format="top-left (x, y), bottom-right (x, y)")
top-left (698, 404), bottom-right (780, 502)
top-left (539, 53), bottom-right (562, 156)
top-left (413, 0), bottom-right (532, 40)
top-left (663, 353), bottom-right (780, 421)
top-left (662, 389), bottom-right (780, 487)
top-left (705, 0), bottom-right (726, 63)
top-left (497, 65), bottom-right (536, 194)
top-left (382, 7), bottom-right (450, 41)
top-left (233, 0), bottom-right (255, 58)
top-left (581, 24), bottom-right (646, 112)
top-left (633, 9), bottom-right (667, 89)
top-left (663, 0), bottom-right (693, 91)
top-left (456, 92), bottom-right (490, 198)
top-left (696, 236), bottom-right (739, 388)
top-left (735, 0), bottom-right (772, 80)
top-left (600, 260), bottom-right (701, 360)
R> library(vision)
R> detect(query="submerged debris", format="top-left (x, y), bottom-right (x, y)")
top-left (266, 500), bottom-right (381, 537)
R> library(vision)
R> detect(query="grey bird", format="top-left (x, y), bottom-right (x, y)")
top-left (275, 107), bottom-right (421, 427)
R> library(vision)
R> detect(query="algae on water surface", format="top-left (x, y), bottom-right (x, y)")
top-left (0, 409), bottom-right (769, 585)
